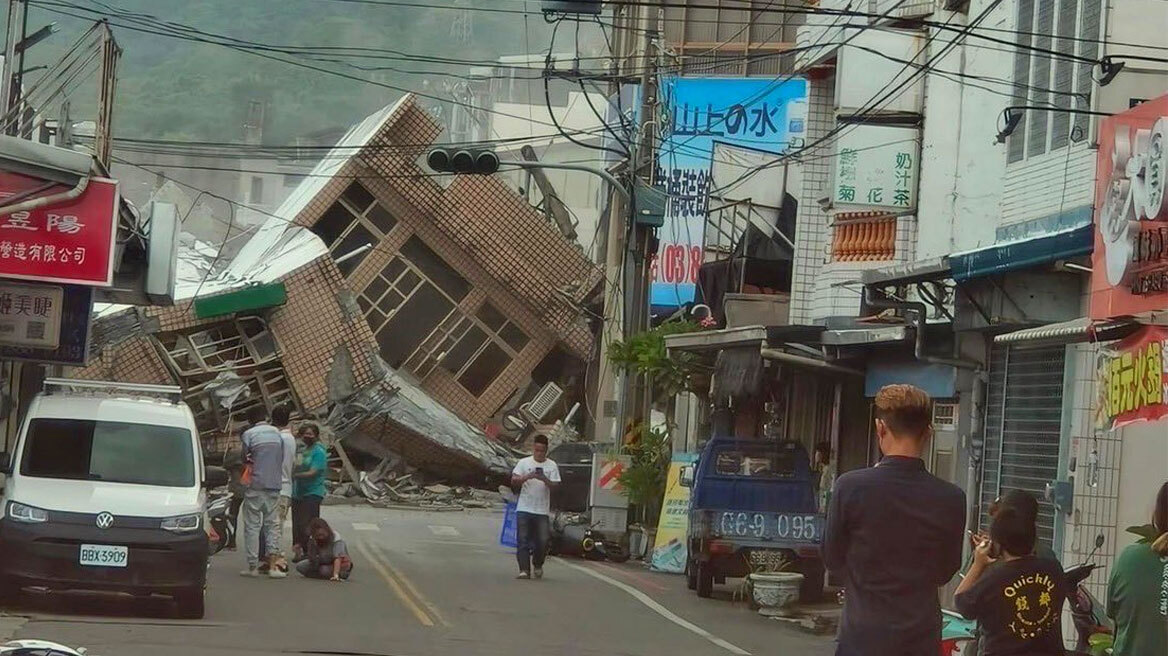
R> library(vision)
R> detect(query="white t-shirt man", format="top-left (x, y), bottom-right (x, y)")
top-left (279, 427), bottom-right (296, 498)
top-left (512, 455), bottom-right (561, 515)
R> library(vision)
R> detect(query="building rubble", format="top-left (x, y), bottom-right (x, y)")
top-left (66, 96), bottom-right (608, 485)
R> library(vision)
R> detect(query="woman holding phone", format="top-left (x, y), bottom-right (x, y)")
top-left (954, 507), bottom-right (1069, 656)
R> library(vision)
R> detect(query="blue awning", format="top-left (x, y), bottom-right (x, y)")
top-left (949, 224), bottom-right (1094, 282)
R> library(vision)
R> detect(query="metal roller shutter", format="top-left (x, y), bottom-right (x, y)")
top-left (979, 344), bottom-right (1067, 550)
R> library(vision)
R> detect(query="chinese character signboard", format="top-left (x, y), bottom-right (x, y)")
top-left (0, 173), bottom-right (119, 287)
top-left (650, 453), bottom-right (697, 573)
top-left (0, 282), bottom-right (63, 348)
top-left (1089, 94), bottom-right (1168, 320)
top-left (0, 281), bottom-right (93, 365)
top-left (832, 124), bottom-right (920, 210)
top-left (1095, 324), bottom-right (1168, 431)
top-left (652, 77), bottom-right (807, 307)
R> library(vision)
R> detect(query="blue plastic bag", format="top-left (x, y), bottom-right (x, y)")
top-left (499, 502), bottom-right (518, 548)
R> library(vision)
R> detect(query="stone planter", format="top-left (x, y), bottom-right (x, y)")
top-left (749, 572), bottom-right (804, 611)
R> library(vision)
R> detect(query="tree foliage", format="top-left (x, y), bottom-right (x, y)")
top-left (608, 321), bottom-right (704, 400)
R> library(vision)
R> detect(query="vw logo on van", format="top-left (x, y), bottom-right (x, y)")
top-left (95, 512), bottom-right (115, 529)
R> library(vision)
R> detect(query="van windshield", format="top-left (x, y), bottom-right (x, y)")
top-left (21, 418), bottom-right (196, 487)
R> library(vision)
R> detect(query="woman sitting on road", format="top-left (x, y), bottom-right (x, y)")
top-left (297, 518), bottom-right (353, 582)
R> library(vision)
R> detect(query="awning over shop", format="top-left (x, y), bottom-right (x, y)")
top-left (663, 325), bottom-right (766, 353)
top-left (949, 224), bottom-right (1093, 282)
top-left (993, 316), bottom-right (1140, 346)
top-left (861, 257), bottom-right (951, 286)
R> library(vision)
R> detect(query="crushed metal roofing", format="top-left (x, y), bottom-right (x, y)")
top-left (374, 368), bottom-right (514, 475)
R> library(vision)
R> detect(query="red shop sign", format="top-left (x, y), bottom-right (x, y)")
top-left (1096, 324), bottom-right (1168, 432)
top-left (0, 173), bottom-right (119, 287)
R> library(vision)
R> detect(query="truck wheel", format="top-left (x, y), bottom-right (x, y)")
top-left (0, 577), bottom-right (18, 607)
top-left (174, 586), bottom-right (205, 620)
top-left (696, 561), bottom-right (714, 598)
top-left (799, 559), bottom-right (826, 602)
top-left (686, 559), bottom-right (697, 590)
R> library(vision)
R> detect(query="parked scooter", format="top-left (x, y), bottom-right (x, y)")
top-left (549, 512), bottom-right (630, 563)
top-left (206, 490), bottom-right (234, 556)
top-left (1066, 563), bottom-right (1113, 655)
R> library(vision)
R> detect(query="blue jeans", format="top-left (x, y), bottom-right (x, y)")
top-left (516, 511), bottom-right (549, 572)
top-left (243, 489), bottom-right (281, 569)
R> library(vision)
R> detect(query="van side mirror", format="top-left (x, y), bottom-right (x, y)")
top-left (203, 466), bottom-right (229, 489)
top-left (0, 452), bottom-right (10, 475)
top-left (679, 465), bottom-right (694, 488)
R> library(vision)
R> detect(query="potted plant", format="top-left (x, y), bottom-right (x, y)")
top-left (747, 552), bottom-right (804, 612)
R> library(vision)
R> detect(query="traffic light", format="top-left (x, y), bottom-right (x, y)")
top-left (425, 148), bottom-right (500, 175)
top-left (541, 1), bottom-right (602, 15)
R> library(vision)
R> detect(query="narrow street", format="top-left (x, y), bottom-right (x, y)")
top-left (3, 507), bottom-right (835, 656)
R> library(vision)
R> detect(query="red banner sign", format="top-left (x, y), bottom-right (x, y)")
top-left (1090, 94), bottom-right (1168, 319)
top-left (0, 173), bottom-right (119, 287)
top-left (1096, 324), bottom-right (1168, 431)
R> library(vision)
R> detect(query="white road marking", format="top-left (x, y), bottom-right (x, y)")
top-left (427, 525), bottom-right (460, 536)
top-left (351, 522), bottom-right (381, 531)
top-left (558, 559), bottom-right (751, 656)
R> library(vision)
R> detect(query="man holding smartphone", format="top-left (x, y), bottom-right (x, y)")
top-left (511, 435), bottom-right (561, 580)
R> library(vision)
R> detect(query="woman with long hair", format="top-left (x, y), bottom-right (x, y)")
top-left (296, 518), bottom-right (352, 581)
top-left (1107, 481), bottom-right (1168, 656)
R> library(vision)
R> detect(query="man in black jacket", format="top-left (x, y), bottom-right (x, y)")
top-left (822, 384), bottom-right (966, 656)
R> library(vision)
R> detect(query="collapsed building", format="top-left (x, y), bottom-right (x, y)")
top-left (69, 95), bottom-right (603, 481)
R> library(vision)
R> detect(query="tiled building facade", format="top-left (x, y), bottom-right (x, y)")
top-left (274, 97), bottom-right (600, 427)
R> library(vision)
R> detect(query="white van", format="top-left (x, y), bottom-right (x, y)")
top-left (0, 378), bottom-right (227, 618)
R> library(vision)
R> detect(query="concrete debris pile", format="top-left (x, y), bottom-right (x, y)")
top-left (325, 456), bottom-right (508, 511)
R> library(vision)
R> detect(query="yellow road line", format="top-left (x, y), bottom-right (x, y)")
top-left (369, 541), bottom-right (451, 628)
top-left (355, 540), bottom-right (434, 627)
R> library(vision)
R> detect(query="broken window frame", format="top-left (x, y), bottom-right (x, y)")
top-left (437, 302), bottom-right (529, 395)
top-left (312, 182), bottom-right (399, 276)
top-left (156, 316), bottom-right (279, 377)
top-left (152, 316), bottom-right (299, 452)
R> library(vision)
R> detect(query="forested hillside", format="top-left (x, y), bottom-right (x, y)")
top-left (16, 0), bottom-right (595, 143)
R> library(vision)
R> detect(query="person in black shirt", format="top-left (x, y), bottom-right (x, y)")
top-left (823, 384), bottom-right (966, 656)
top-left (955, 506), bottom-right (1068, 656)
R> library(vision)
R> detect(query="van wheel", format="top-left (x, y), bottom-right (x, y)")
top-left (686, 559), bottom-right (697, 590)
top-left (174, 586), bottom-right (205, 619)
top-left (696, 561), bottom-right (714, 598)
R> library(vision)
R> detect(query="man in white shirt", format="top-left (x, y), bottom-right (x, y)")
top-left (511, 435), bottom-right (560, 580)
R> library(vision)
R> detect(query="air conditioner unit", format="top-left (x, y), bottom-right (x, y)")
top-left (520, 382), bottom-right (564, 422)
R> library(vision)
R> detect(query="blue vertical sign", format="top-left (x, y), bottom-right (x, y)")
top-left (652, 77), bottom-right (808, 308)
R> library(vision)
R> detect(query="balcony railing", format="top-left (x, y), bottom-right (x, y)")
top-left (830, 213), bottom-right (896, 262)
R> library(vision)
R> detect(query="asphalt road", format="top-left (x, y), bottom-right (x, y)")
top-left (4, 505), bottom-right (835, 656)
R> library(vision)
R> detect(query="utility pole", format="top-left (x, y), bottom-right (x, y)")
top-left (93, 22), bottom-right (120, 169)
top-left (592, 1), bottom-right (659, 443)
top-left (625, 2), bottom-right (659, 427)
top-left (1, 0), bottom-right (27, 128)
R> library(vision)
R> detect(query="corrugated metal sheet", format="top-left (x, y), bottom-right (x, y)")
top-left (980, 344), bottom-right (1066, 550)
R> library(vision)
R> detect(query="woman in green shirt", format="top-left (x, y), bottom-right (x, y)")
top-left (291, 423), bottom-right (327, 561)
top-left (1107, 481), bottom-right (1168, 656)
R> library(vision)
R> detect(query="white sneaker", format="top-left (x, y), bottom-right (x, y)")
top-left (534, 567), bottom-right (544, 580)
top-left (240, 568), bottom-right (260, 578)
top-left (268, 567), bottom-right (287, 579)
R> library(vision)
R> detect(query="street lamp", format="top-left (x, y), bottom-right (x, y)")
top-left (15, 22), bottom-right (58, 54)
top-left (995, 105), bottom-right (1114, 144)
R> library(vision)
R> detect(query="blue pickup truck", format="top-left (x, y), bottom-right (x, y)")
top-left (683, 436), bottom-right (825, 601)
